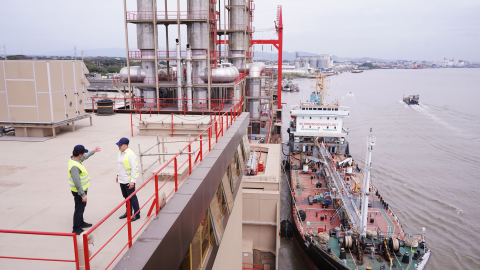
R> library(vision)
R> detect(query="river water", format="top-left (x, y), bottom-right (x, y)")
top-left (278, 68), bottom-right (480, 269)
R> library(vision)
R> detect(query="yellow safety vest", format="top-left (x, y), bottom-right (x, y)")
top-left (120, 148), bottom-right (139, 179)
top-left (68, 159), bottom-right (90, 192)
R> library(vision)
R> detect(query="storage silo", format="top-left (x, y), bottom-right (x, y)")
top-left (309, 58), bottom-right (317, 69)
top-left (318, 58), bottom-right (328, 69)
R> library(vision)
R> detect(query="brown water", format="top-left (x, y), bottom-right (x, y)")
top-left (278, 68), bottom-right (480, 269)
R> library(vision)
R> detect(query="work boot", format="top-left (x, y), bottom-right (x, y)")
top-left (119, 213), bottom-right (127, 219)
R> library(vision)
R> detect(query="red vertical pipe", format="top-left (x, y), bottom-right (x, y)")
top-left (127, 200), bottom-right (132, 248)
top-left (174, 157), bottom-right (178, 191)
top-left (83, 234), bottom-right (90, 270)
top-left (171, 113), bottom-right (173, 137)
top-left (73, 235), bottom-right (80, 270)
top-left (130, 113), bottom-right (133, 137)
top-left (200, 135), bottom-right (203, 162)
top-left (208, 125), bottom-right (211, 151)
top-left (277, 6), bottom-right (283, 109)
top-left (150, 107), bottom-right (152, 117)
top-left (155, 174), bottom-right (159, 214)
top-left (188, 144), bottom-right (192, 175)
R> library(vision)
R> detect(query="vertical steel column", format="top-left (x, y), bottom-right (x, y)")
top-left (153, 0), bottom-right (160, 110)
top-left (124, 0), bottom-right (132, 109)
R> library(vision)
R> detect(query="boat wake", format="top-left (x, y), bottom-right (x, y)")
top-left (410, 104), bottom-right (459, 133)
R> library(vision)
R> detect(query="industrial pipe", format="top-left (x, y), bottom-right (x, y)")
top-left (186, 44), bottom-right (193, 111)
top-left (176, 39), bottom-right (183, 111)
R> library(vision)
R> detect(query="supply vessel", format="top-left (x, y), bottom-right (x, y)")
top-left (285, 75), bottom-right (431, 269)
top-left (403, 94), bottom-right (419, 105)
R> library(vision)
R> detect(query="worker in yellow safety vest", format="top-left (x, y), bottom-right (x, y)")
top-left (116, 138), bottom-right (141, 221)
top-left (68, 144), bottom-right (101, 235)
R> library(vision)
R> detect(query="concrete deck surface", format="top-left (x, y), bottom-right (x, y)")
top-left (0, 113), bottom-right (225, 270)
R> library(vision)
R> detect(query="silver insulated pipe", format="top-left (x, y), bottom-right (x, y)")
top-left (248, 63), bottom-right (263, 119)
top-left (186, 44), bottom-right (193, 111)
top-left (176, 39), bottom-right (183, 111)
top-left (229, 0), bottom-right (246, 71)
top-left (187, 0), bottom-right (209, 109)
top-left (137, 0), bottom-right (157, 100)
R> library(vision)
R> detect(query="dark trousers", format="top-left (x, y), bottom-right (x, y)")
top-left (72, 190), bottom-right (87, 231)
top-left (120, 183), bottom-right (140, 217)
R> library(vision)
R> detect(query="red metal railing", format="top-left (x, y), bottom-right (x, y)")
top-left (1, 98), bottom-right (244, 269)
top-left (128, 50), bottom-right (187, 59)
top-left (81, 99), bottom-right (244, 270)
top-left (126, 50), bottom-right (254, 60)
top-left (217, 24), bottom-right (254, 32)
top-left (0, 230), bottom-right (80, 270)
top-left (126, 10), bottom-right (209, 21)
top-left (112, 74), bottom-right (245, 85)
top-left (85, 97), bottom-right (241, 115)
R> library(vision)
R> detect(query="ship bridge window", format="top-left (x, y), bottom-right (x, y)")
top-left (314, 108), bottom-right (317, 110)
top-left (309, 117), bottom-right (312, 119)
top-left (328, 108), bottom-right (331, 111)
top-left (334, 126), bottom-right (337, 129)
top-left (309, 108), bottom-right (312, 110)
top-left (322, 108), bottom-right (326, 110)
top-left (327, 117), bottom-right (329, 120)
top-left (335, 108), bottom-right (338, 111)
top-left (335, 117), bottom-right (337, 120)
top-left (302, 108), bottom-right (305, 110)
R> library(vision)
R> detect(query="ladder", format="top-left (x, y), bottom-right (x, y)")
top-left (330, 205), bottom-right (344, 224)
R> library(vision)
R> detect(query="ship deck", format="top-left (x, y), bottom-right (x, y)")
top-left (290, 152), bottom-right (427, 269)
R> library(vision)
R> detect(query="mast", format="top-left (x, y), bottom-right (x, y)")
top-left (360, 128), bottom-right (375, 238)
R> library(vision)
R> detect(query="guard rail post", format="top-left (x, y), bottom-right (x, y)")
top-left (73, 234), bottom-right (80, 270)
top-left (155, 174), bottom-right (159, 214)
top-left (200, 135), bottom-right (203, 162)
top-left (208, 124), bottom-right (211, 151)
top-left (174, 157), bottom-right (178, 192)
top-left (127, 200), bottom-right (132, 248)
top-left (83, 234), bottom-right (91, 270)
top-left (188, 144), bottom-right (192, 175)
top-left (171, 113), bottom-right (173, 137)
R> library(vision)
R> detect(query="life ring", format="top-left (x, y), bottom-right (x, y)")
top-left (417, 235), bottom-right (423, 242)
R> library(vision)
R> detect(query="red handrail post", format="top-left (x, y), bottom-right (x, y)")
top-left (140, 110), bottom-right (142, 121)
top-left (127, 200), bottom-right (132, 248)
top-left (208, 125), bottom-right (211, 151)
top-left (171, 113), bottom-right (173, 137)
top-left (83, 234), bottom-right (91, 270)
top-left (73, 235), bottom-right (80, 270)
top-left (174, 157), bottom-right (178, 192)
top-left (150, 107), bottom-right (152, 117)
top-left (130, 113), bottom-right (133, 137)
top-left (215, 116), bottom-right (218, 143)
top-left (188, 144), bottom-right (192, 175)
top-left (200, 135), bottom-right (203, 162)
top-left (155, 174), bottom-right (159, 214)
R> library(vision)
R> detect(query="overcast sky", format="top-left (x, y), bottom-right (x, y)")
top-left (1, 0), bottom-right (479, 61)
